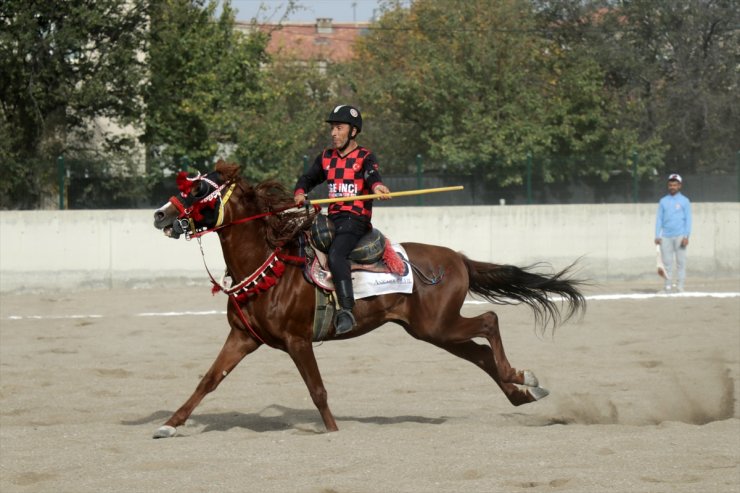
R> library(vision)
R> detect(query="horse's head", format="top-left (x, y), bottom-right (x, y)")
top-left (153, 168), bottom-right (234, 239)
top-left (154, 162), bottom-right (315, 247)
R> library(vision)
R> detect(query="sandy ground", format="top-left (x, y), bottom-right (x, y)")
top-left (1, 278), bottom-right (739, 493)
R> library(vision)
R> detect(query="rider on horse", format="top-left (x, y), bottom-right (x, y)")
top-left (294, 105), bottom-right (391, 334)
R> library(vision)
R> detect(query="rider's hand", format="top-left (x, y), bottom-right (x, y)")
top-left (294, 193), bottom-right (307, 206)
top-left (374, 185), bottom-right (391, 200)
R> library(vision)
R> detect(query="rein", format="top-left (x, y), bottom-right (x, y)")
top-left (188, 207), bottom-right (289, 239)
top-left (188, 201), bottom-right (306, 240)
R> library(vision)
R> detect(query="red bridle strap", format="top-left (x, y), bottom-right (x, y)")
top-left (228, 295), bottom-right (270, 347)
top-left (222, 251), bottom-right (280, 295)
top-left (276, 252), bottom-right (306, 264)
top-left (168, 196), bottom-right (186, 215)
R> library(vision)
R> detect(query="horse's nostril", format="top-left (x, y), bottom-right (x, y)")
top-left (154, 211), bottom-right (164, 221)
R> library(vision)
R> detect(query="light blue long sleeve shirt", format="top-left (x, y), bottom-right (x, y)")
top-left (655, 192), bottom-right (692, 238)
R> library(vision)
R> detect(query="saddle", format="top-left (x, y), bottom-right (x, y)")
top-left (304, 214), bottom-right (407, 291)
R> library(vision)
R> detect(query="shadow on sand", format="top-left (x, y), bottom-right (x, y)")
top-left (122, 404), bottom-right (448, 434)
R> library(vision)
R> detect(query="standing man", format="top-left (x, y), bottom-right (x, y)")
top-left (294, 105), bottom-right (391, 334)
top-left (655, 173), bottom-right (692, 293)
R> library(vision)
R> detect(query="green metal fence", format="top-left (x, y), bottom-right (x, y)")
top-left (37, 151), bottom-right (740, 210)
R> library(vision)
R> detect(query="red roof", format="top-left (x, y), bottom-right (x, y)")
top-left (237, 19), bottom-right (369, 63)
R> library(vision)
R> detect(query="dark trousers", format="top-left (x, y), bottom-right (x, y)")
top-left (328, 213), bottom-right (370, 287)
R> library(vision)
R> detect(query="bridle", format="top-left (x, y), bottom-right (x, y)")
top-left (168, 172), bottom-right (309, 240)
top-left (167, 172), bottom-right (237, 240)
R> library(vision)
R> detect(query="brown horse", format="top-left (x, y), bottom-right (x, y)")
top-left (151, 161), bottom-right (585, 438)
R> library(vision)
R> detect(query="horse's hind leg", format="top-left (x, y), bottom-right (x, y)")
top-left (285, 338), bottom-right (338, 432)
top-left (153, 327), bottom-right (260, 438)
top-left (421, 311), bottom-right (548, 406)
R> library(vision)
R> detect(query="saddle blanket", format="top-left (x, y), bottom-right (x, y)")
top-left (353, 244), bottom-right (414, 299)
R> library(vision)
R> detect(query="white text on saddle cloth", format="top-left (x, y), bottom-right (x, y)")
top-left (352, 244), bottom-right (414, 299)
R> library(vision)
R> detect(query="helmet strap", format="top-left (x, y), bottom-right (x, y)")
top-left (337, 127), bottom-right (358, 153)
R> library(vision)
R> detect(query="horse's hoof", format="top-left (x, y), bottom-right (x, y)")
top-left (529, 386), bottom-right (549, 401)
top-left (521, 370), bottom-right (539, 387)
top-left (153, 425), bottom-right (177, 439)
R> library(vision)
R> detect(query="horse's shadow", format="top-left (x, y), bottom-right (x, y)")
top-left (122, 405), bottom-right (447, 434)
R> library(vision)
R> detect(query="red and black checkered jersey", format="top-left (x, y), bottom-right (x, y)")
top-left (295, 146), bottom-right (385, 218)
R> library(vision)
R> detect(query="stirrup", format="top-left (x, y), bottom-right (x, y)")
top-left (334, 309), bottom-right (356, 335)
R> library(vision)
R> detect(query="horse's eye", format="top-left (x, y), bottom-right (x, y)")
top-left (192, 181), bottom-right (209, 198)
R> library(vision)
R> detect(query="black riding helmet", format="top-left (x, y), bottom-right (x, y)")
top-left (326, 105), bottom-right (362, 137)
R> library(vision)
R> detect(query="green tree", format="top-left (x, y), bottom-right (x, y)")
top-left (605, 0), bottom-right (738, 174)
top-left (144, 0), bottom-right (334, 184)
top-left (532, 9), bottom-right (666, 182)
top-left (536, 0), bottom-right (739, 175)
top-left (349, 0), bottom-right (660, 185)
top-left (143, 0), bottom-right (269, 175)
top-left (228, 54), bottom-right (334, 183)
top-left (0, 0), bottom-right (149, 208)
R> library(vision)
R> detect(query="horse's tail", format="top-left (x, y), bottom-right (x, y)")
top-left (463, 256), bottom-right (587, 333)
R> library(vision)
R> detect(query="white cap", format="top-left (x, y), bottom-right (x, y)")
top-left (667, 173), bottom-right (682, 183)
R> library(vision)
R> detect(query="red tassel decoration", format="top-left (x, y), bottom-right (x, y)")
top-left (176, 171), bottom-right (194, 196)
top-left (221, 254), bottom-right (288, 301)
top-left (383, 240), bottom-right (405, 275)
top-left (260, 275), bottom-right (277, 290)
top-left (272, 260), bottom-right (285, 277)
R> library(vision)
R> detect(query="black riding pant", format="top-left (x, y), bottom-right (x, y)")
top-left (328, 212), bottom-right (371, 286)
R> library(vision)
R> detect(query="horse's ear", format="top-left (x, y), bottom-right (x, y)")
top-left (214, 160), bottom-right (241, 180)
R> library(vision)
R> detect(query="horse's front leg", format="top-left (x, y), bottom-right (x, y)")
top-left (285, 338), bottom-right (338, 432)
top-left (153, 327), bottom-right (260, 438)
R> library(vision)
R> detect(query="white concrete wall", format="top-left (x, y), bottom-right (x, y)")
top-left (1, 203), bottom-right (738, 292)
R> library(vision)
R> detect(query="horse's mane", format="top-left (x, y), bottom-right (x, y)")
top-left (215, 161), bottom-right (317, 248)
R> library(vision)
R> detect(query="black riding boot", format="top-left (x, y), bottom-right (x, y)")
top-left (334, 279), bottom-right (356, 335)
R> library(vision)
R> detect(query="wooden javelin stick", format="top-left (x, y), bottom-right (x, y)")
top-left (309, 185), bottom-right (464, 205)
